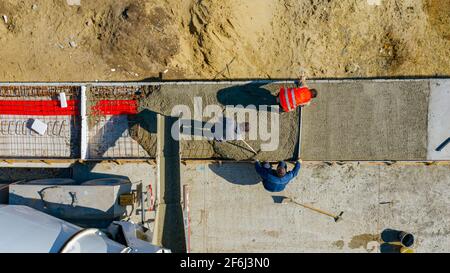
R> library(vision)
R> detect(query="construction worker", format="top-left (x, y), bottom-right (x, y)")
top-left (277, 75), bottom-right (318, 112)
top-left (211, 116), bottom-right (250, 142)
top-left (255, 160), bottom-right (301, 192)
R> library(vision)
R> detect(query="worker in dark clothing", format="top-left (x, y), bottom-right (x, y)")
top-left (255, 160), bottom-right (301, 192)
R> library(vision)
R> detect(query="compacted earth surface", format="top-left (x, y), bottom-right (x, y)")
top-left (0, 0), bottom-right (449, 81)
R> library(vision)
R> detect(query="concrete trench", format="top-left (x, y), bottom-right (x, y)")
top-left (1, 79), bottom-right (449, 161)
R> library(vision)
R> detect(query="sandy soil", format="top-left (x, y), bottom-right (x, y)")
top-left (0, 0), bottom-right (180, 81)
top-left (0, 0), bottom-right (449, 81)
top-left (181, 0), bottom-right (450, 78)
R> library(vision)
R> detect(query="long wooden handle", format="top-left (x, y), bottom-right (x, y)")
top-left (293, 201), bottom-right (337, 218)
top-left (241, 140), bottom-right (257, 154)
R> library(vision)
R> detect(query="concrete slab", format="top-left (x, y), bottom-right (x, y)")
top-left (153, 115), bottom-right (186, 253)
top-left (185, 162), bottom-right (450, 253)
top-left (427, 80), bottom-right (450, 160)
top-left (301, 81), bottom-right (429, 160)
top-left (0, 80), bottom-right (439, 161)
top-left (378, 164), bottom-right (450, 253)
top-left (72, 161), bottom-right (155, 185)
top-left (9, 183), bottom-right (130, 227)
top-left (71, 162), bottom-right (157, 226)
top-left (137, 83), bottom-right (300, 161)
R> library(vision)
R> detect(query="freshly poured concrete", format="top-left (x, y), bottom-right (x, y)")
top-left (137, 83), bottom-right (299, 161)
top-left (183, 162), bottom-right (450, 253)
top-left (137, 80), bottom-right (440, 161)
top-left (427, 80), bottom-right (450, 160)
top-left (2, 80), bottom-right (447, 161)
top-left (301, 81), bottom-right (429, 160)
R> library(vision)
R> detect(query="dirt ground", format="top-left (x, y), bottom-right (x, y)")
top-left (0, 0), bottom-right (449, 81)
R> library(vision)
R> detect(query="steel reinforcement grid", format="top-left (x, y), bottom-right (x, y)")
top-left (0, 85), bottom-right (150, 160)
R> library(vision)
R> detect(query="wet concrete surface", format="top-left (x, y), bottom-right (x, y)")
top-left (137, 80), bottom-right (437, 161)
top-left (301, 81), bottom-right (430, 160)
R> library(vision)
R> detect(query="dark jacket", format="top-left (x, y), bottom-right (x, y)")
top-left (255, 161), bottom-right (301, 192)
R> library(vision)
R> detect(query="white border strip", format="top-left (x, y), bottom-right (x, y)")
top-left (427, 80), bottom-right (450, 160)
top-left (80, 86), bottom-right (88, 160)
top-left (0, 78), bottom-right (445, 87)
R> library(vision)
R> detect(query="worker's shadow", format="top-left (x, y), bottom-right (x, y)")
top-left (178, 119), bottom-right (230, 140)
top-left (216, 82), bottom-right (278, 110)
top-left (86, 109), bottom-right (158, 158)
top-left (71, 109), bottom-right (159, 178)
top-left (177, 119), bottom-right (211, 139)
top-left (208, 163), bottom-right (261, 185)
top-left (128, 109), bottom-right (157, 134)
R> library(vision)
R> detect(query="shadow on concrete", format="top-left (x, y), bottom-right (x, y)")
top-left (178, 118), bottom-right (240, 140)
top-left (71, 162), bottom-right (131, 182)
top-left (217, 82), bottom-right (277, 109)
top-left (70, 116), bottom-right (82, 158)
top-left (177, 119), bottom-right (210, 139)
top-left (208, 163), bottom-right (261, 185)
top-left (0, 168), bottom-right (72, 184)
top-left (271, 195), bottom-right (287, 204)
top-left (158, 115), bottom-right (186, 253)
top-left (9, 195), bottom-right (119, 228)
top-left (72, 109), bottom-right (159, 175)
top-left (88, 109), bottom-right (158, 161)
top-left (89, 116), bottom-right (131, 157)
top-left (128, 109), bottom-right (158, 134)
top-left (160, 203), bottom-right (186, 253)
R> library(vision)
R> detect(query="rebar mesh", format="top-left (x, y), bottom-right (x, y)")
top-left (0, 87), bottom-right (80, 158)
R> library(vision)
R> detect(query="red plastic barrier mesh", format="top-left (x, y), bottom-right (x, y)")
top-left (0, 100), bottom-right (79, 116)
top-left (0, 99), bottom-right (138, 116)
top-left (90, 100), bottom-right (138, 115)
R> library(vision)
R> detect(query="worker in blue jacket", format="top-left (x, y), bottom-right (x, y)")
top-left (255, 160), bottom-right (301, 192)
